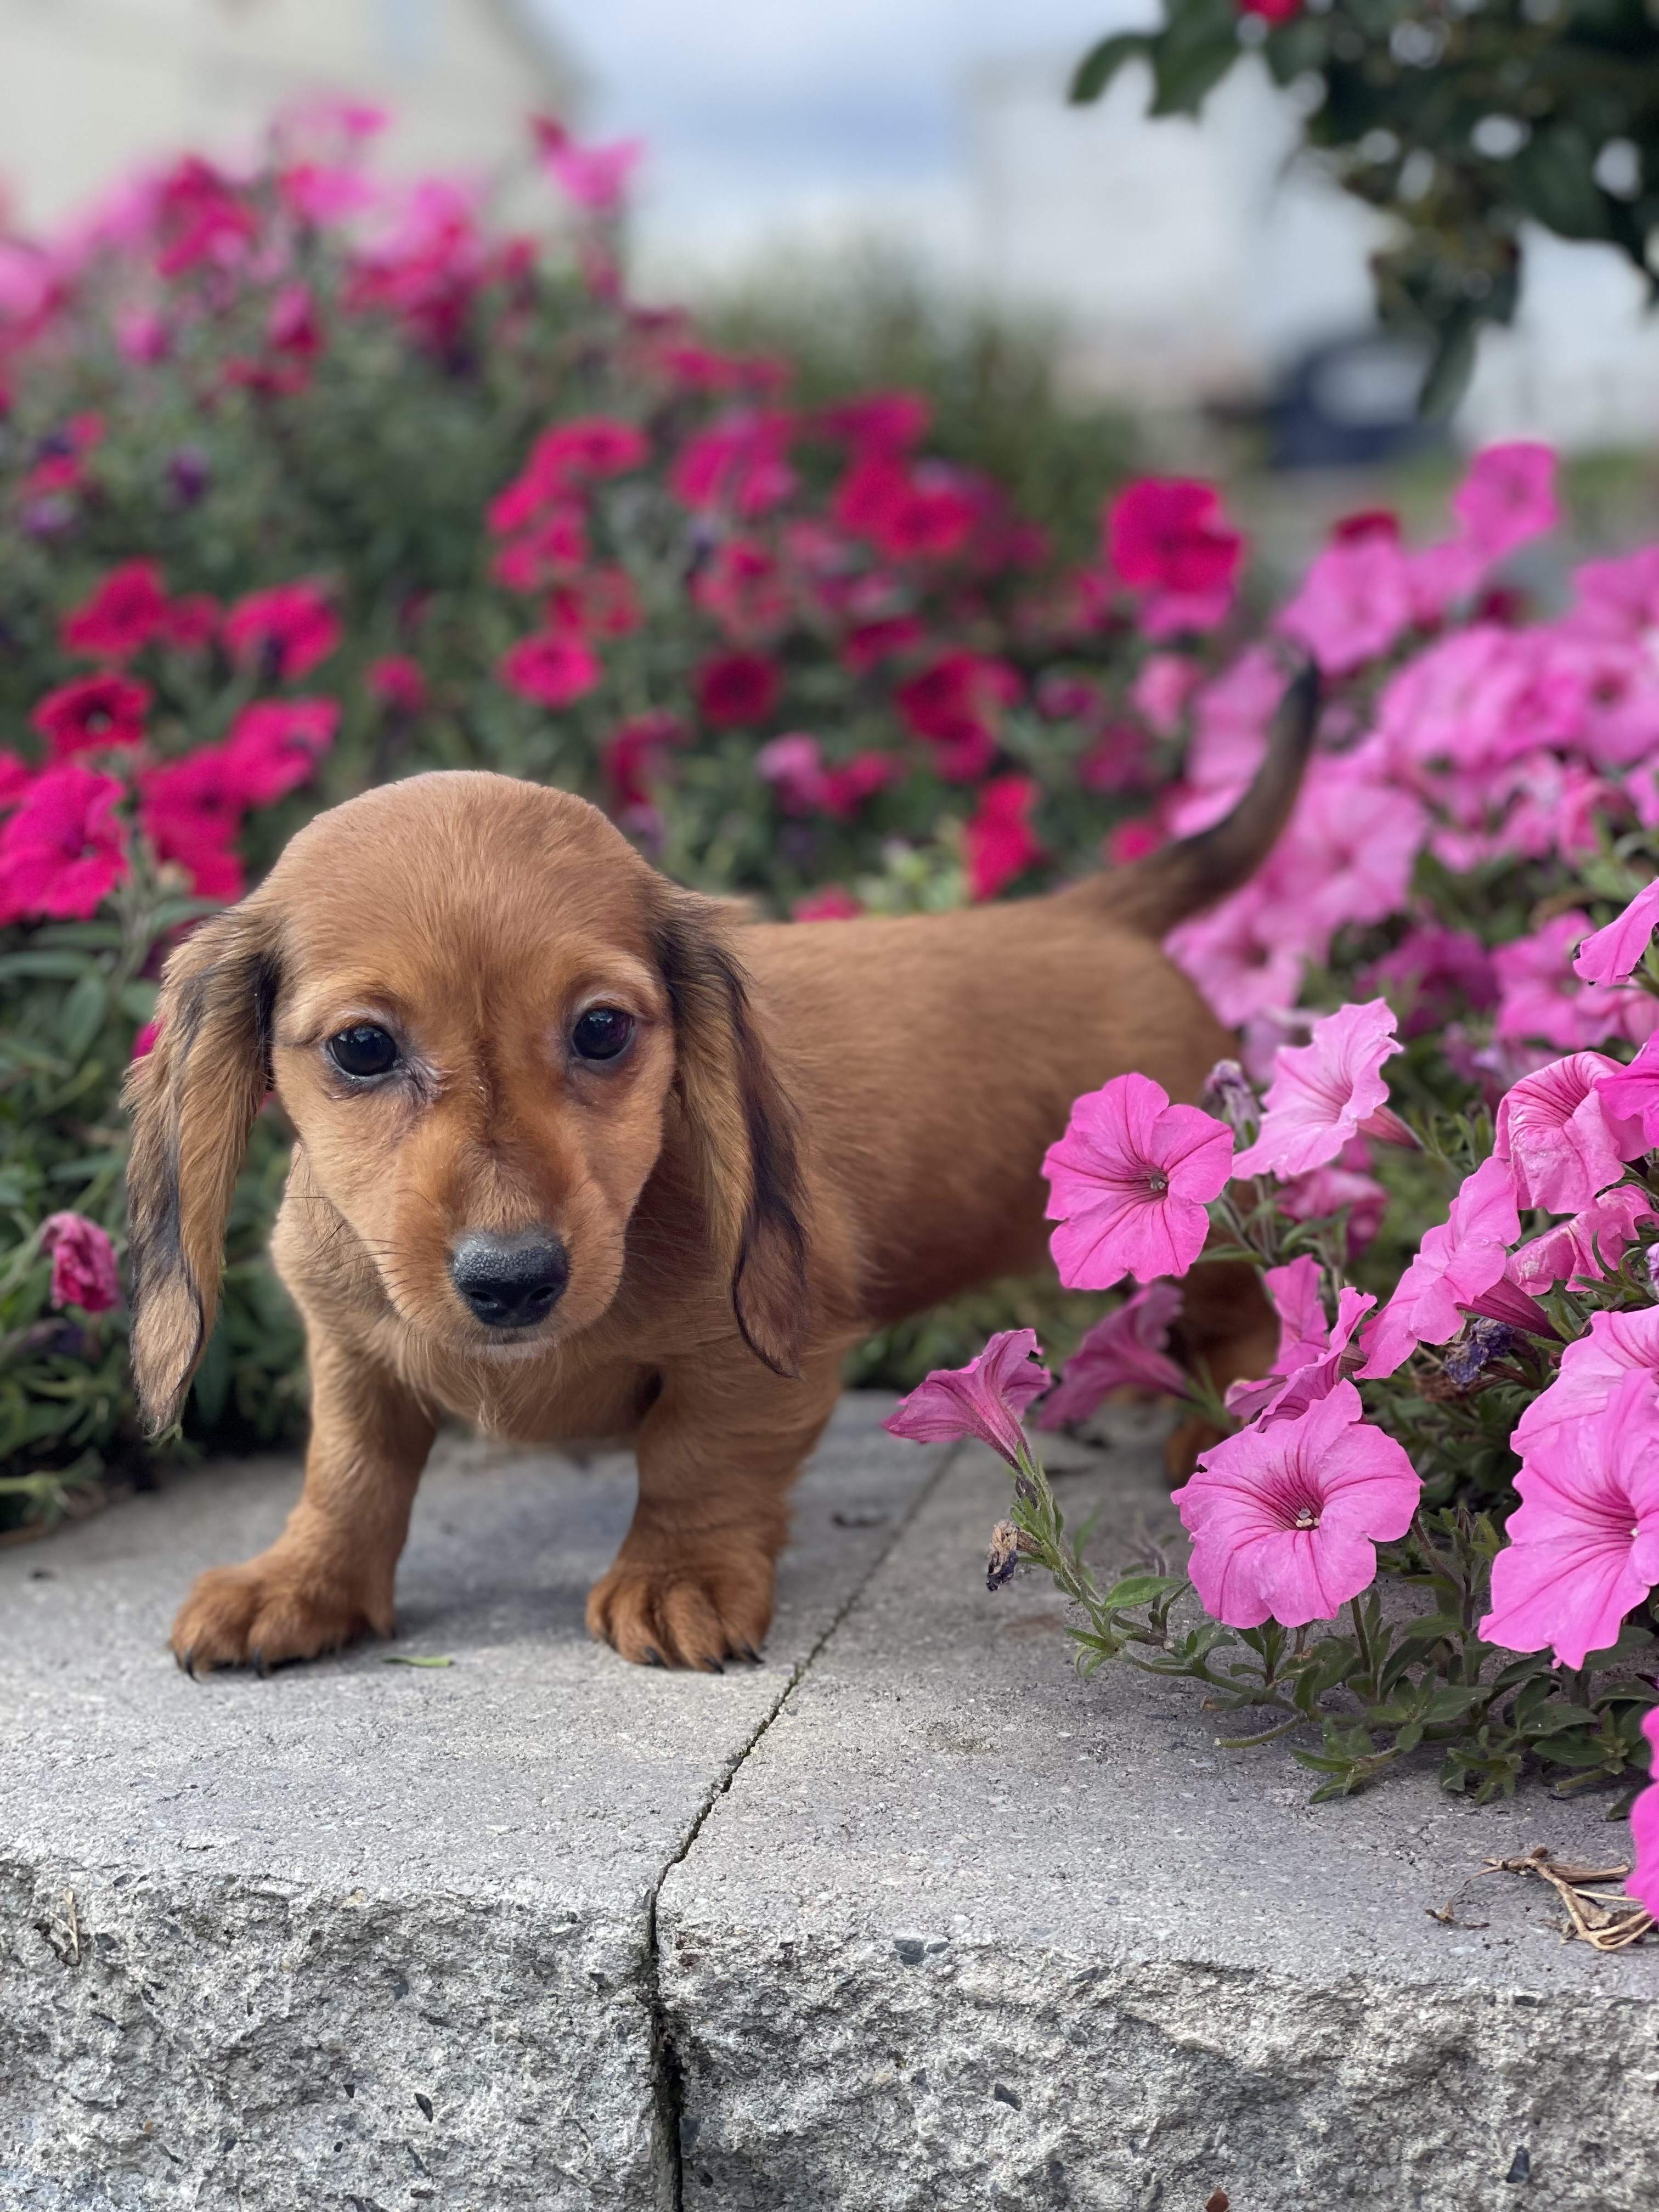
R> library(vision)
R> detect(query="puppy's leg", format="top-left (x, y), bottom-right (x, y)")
top-left (1165, 1256), bottom-right (1280, 1480)
top-left (171, 1345), bottom-right (436, 1672)
top-left (586, 1351), bottom-right (843, 1671)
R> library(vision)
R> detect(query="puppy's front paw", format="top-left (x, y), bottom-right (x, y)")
top-left (586, 1544), bottom-right (775, 1672)
top-left (171, 1551), bottom-right (388, 1674)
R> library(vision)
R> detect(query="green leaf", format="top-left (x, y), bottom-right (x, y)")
top-left (1101, 1572), bottom-right (1184, 1610)
top-left (1510, 125), bottom-right (1607, 242)
top-left (0, 951), bottom-right (98, 983)
top-left (1393, 1720), bottom-right (1424, 1755)
top-left (58, 972), bottom-right (109, 1065)
top-left (382, 1654), bottom-right (454, 1668)
top-left (1150, 26), bottom-right (1239, 117)
top-left (1069, 32), bottom-right (1149, 104)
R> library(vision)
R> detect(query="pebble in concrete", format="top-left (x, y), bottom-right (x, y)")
top-left (657, 1418), bottom-right (1659, 2212)
top-left (0, 1396), bottom-right (943, 2212)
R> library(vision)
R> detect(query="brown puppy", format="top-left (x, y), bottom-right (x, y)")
top-left (125, 668), bottom-right (1316, 1674)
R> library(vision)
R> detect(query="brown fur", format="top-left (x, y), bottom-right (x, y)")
top-left (125, 668), bottom-right (1314, 1673)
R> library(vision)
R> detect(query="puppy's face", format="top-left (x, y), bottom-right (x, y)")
top-left (264, 776), bottom-right (676, 1355)
top-left (126, 769), bottom-right (810, 1431)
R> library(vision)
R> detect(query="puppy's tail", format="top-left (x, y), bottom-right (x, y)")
top-left (1086, 658), bottom-right (1319, 938)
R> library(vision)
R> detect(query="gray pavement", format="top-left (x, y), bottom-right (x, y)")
top-left (3, 1397), bottom-right (1658, 2212)
top-left (0, 1397), bottom-right (944, 2212)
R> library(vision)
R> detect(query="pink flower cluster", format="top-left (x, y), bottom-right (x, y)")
top-left (0, 558), bottom-right (340, 919)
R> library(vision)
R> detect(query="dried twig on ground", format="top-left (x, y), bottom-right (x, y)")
top-left (1430, 1845), bottom-right (1654, 1952)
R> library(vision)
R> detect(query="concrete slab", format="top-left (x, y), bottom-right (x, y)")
top-left (657, 1414), bottom-right (1659, 2212)
top-left (0, 1396), bottom-right (944, 2212)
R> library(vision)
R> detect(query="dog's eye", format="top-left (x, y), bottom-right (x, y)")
top-left (571, 1007), bottom-right (635, 1063)
top-left (327, 1024), bottom-right (399, 1080)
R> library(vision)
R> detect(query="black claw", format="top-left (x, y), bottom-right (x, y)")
top-left (643, 1646), bottom-right (667, 1668)
top-left (738, 1643), bottom-right (762, 1665)
top-left (251, 1647), bottom-right (270, 1680)
top-left (701, 1656), bottom-right (725, 1675)
top-left (178, 1647), bottom-right (196, 1680)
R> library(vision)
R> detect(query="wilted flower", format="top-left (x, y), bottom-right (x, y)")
top-left (884, 1329), bottom-right (1052, 1470)
top-left (1441, 1318), bottom-right (1515, 1391)
top-left (986, 1519), bottom-right (1036, 1591)
top-left (1036, 1282), bottom-right (1187, 1428)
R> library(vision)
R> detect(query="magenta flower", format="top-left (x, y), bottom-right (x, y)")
top-left (1036, 1284), bottom-right (1186, 1429)
top-left (1232, 1001), bottom-right (1403, 1181)
top-left (884, 1329), bottom-right (1052, 1470)
top-left (1451, 442), bottom-right (1559, 565)
top-left (1513, 1307), bottom-right (1659, 1460)
top-left (1360, 1155), bottom-right (1520, 1379)
top-left (40, 1211), bottom-right (121, 1313)
top-left (223, 579), bottom-right (341, 681)
top-left (1043, 1073), bottom-right (1234, 1289)
top-left (0, 765), bottom-right (127, 924)
top-left (1275, 533), bottom-right (1414, 677)
top-left (1493, 915), bottom-right (1645, 1052)
top-left (499, 631), bottom-right (602, 709)
top-left (532, 118), bottom-right (643, 213)
top-left (1173, 1383), bottom-right (1419, 1629)
top-left (1493, 1052), bottom-right (1647, 1211)
top-left (1508, 1184), bottom-right (1657, 1296)
top-left (1597, 1036), bottom-right (1659, 1147)
top-left (1629, 1709), bottom-right (1659, 1920)
top-left (1573, 879), bottom-right (1659, 986)
top-left (1480, 1370), bottom-right (1659, 1669)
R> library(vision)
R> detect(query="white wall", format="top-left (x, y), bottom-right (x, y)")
top-left (0, 0), bottom-right (571, 227)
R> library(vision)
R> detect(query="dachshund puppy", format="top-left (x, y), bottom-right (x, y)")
top-left (126, 669), bottom-right (1316, 1673)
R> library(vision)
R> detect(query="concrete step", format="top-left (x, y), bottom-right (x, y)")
top-left (3, 1397), bottom-right (1657, 2211)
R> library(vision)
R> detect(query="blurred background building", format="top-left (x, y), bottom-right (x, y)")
top-left (0, 0), bottom-right (574, 224)
top-left (1, 0), bottom-right (1656, 456)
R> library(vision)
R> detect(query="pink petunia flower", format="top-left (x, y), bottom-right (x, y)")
top-left (367, 656), bottom-right (427, 714)
top-left (31, 673), bottom-right (150, 758)
top-left (499, 631), bottom-right (602, 709)
top-left (1043, 1073), bottom-right (1234, 1289)
top-left (791, 886), bottom-right (862, 922)
top-left (963, 775), bottom-right (1043, 902)
top-left (40, 1211), bottom-right (121, 1313)
top-left (1173, 1382), bottom-right (1419, 1629)
top-left (1036, 1283), bottom-right (1186, 1428)
top-left (1225, 1259), bottom-right (1376, 1425)
top-left (696, 652), bottom-right (782, 729)
top-left (1507, 1184), bottom-right (1657, 1296)
top-left (1574, 879), bottom-right (1659, 986)
top-left (61, 560), bottom-right (169, 661)
top-left (1480, 1369), bottom-right (1659, 1669)
top-left (1232, 1000), bottom-right (1404, 1181)
top-left (1629, 1709), bottom-right (1659, 1918)
top-left (223, 580), bottom-right (341, 681)
top-left (1274, 533), bottom-right (1415, 677)
top-left (1513, 1308), bottom-right (1659, 1461)
top-left (1493, 913), bottom-right (1652, 1053)
top-left (1360, 1155), bottom-right (1521, 1379)
top-left (883, 1328), bottom-right (1052, 1470)
top-left (532, 117), bottom-right (644, 213)
top-left (1277, 1161), bottom-right (1390, 1256)
top-left (1451, 442), bottom-right (1558, 565)
top-left (1596, 1036), bottom-right (1659, 1146)
top-left (0, 765), bottom-right (127, 923)
top-left (1108, 478), bottom-right (1243, 597)
top-left (1493, 1052), bottom-right (1647, 1212)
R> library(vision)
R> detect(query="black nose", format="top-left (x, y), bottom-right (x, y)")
top-left (448, 1230), bottom-right (569, 1330)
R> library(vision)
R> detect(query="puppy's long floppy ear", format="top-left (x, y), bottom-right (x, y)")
top-left (653, 891), bottom-right (811, 1378)
top-left (122, 904), bottom-right (281, 1431)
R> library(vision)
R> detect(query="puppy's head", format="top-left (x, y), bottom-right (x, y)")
top-left (125, 771), bottom-right (809, 1430)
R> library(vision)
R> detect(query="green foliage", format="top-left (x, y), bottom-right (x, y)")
top-left (1072, 0), bottom-right (1659, 411)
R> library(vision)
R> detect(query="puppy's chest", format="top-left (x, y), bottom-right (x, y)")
top-left (413, 1338), bottom-right (649, 1449)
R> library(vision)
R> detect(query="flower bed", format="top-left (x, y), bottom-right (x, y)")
top-left (5, 104), bottom-right (1659, 1881)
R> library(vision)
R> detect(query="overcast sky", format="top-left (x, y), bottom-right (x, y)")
top-left (532, 0), bottom-right (1147, 273)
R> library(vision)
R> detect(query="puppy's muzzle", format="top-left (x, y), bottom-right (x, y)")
top-left (449, 1229), bottom-right (569, 1330)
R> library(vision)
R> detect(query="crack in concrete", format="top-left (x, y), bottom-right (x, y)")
top-left (641, 1441), bottom-right (963, 2211)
